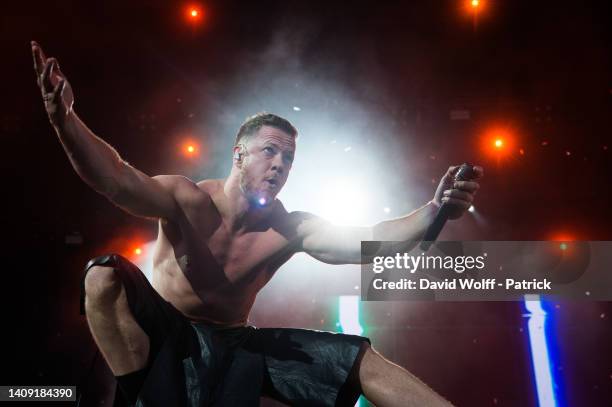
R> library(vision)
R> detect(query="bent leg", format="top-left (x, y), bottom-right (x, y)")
top-left (84, 265), bottom-right (150, 375)
top-left (359, 345), bottom-right (454, 407)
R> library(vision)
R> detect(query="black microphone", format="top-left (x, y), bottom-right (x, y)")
top-left (420, 163), bottom-right (478, 251)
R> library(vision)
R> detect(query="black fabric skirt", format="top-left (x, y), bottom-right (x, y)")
top-left (80, 254), bottom-right (370, 407)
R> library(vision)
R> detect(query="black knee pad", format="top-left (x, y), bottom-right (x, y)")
top-left (80, 254), bottom-right (126, 315)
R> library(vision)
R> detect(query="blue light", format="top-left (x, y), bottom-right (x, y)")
top-left (524, 294), bottom-right (559, 407)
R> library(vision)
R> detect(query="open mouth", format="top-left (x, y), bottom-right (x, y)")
top-left (266, 179), bottom-right (278, 189)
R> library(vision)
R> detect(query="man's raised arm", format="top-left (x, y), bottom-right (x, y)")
top-left (296, 165), bottom-right (482, 264)
top-left (32, 41), bottom-right (181, 219)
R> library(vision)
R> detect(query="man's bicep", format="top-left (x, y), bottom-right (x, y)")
top-left (110, 168), bottom-right (182, 219)
top-left (296, 212), bottom-right (372, 264)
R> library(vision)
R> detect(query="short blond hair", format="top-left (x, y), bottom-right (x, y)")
top-left (234, 112), bottom-right (297, 146)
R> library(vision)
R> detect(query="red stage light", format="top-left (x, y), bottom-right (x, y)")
top-left (550, 232), bottom-right (576, 242)
top-left (549, 233), bottom-right (576, 252)
top-left (182, 140), bottom-right (200, 157)
top-left (464, 0), bottom-right (485, 14)
top-left (462, 0), bottom-right (486, 31)
top-left (134, 247), bottom-right (142, 255)
top-left (479, 126), bottom-right (517, 162)
top-left (185, 4), bottom-right (204, 23)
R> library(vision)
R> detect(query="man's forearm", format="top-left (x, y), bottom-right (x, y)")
top-left (372, 201), bottom-right (438, 242)
top-left (54, 110), bottom-right (126, 198)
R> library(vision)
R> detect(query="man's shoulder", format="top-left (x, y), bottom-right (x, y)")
top-left (152, 174), bottom-right (197, 188)
top-left (151, 175), bottom-right (215, 205)
top-left (196, 178), bottom-right (223, 194)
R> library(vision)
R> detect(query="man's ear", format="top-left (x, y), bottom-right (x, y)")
top-left (233, 144), bottom-right (245, 163)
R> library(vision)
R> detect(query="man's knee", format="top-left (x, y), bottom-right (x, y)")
top-left (358, 345), bottom-right (388, 384)
top-left (84, 265), bottom-right (124, 306)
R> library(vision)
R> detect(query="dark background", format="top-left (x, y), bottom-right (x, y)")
top-left (1, 1), bottom-right (611, 406)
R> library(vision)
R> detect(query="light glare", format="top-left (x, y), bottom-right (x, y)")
top-left (339, 295), bottom-right (363, 335)
top-left (318, 177), bottom-right (367, 225)
top-left (524, 296), bottom-right (559, 407)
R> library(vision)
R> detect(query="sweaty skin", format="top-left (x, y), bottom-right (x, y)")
top-left (33, 41), bottom-right (479, 406)
top-left (30, 39), bottom-right (481, 328)
top-left (153, 180), bottom-right (293, 325)
top-left (152, 128), bottom-right (302, 326)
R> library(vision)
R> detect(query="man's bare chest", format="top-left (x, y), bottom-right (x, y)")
top-left (158, 214), bottom-right (293, 287)
top-left (205, 228), bottom-right (289, 281)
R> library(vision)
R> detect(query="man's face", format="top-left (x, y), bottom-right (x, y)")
top-left (237, 125), bottom-right (296, 206)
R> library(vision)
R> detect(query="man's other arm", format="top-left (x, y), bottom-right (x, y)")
top-left (296, 165), bottom-right (482, 264)
top-left (295, 202), bottom-right (438, 264)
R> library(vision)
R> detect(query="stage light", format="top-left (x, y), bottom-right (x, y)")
top-left (550, 232), bottom-right (575, 242)
top-left (182, 141), bottom-right (200, 157)
top-left (131, 241), bottom-right (156, 280)
top-left (185, 4), bottom-right (204, 24)
top-left (338, 295), bottom-right (363, 335)
top-left (126, 239), bottom-right (146, 262)
top-left (480, 126), bottom-right (517, 161)
top-left (550, 233), bottom-right (577, 252)
top-left (317, 177), bottom-right (367, 225)
top-left (467, 0), bottom-right (485, 12)
top-left (468, 205), bottom-right (475, 213)
top-left (463, 0), bottom-right (485, 32)
top-left (523, 296), bottom-right (560, 407)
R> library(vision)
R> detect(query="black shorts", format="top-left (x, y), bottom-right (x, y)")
top-left (80, 254), bottom-right (370, 407)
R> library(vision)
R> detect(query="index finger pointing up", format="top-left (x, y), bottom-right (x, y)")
top-left (31, 41), bottom-right (47, 75)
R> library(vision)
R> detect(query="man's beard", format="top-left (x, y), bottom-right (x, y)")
top-left (239, 166), bottom-right (274, 207)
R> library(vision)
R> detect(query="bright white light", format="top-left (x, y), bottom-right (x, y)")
top-left (339, 295), bottom-right (363, 335)
top-left (383, 207), bottom-right (391, 213)
top-left (468, 205), bottom-right (475, 213)
top-left (293, 106), bottom-right (301, 111)
top-left (258, 197), bottom-right (267, 205)
top-left (317, 177), bottom-right (367, 225)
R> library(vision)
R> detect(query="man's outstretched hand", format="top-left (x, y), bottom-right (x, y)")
top-left (31, 41), bottom-right (74, 127)
top-left (432, 165), bottom-right (484, 220)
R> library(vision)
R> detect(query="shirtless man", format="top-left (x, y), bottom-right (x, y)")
top-left (32, 42), bottom-right (482, 407)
